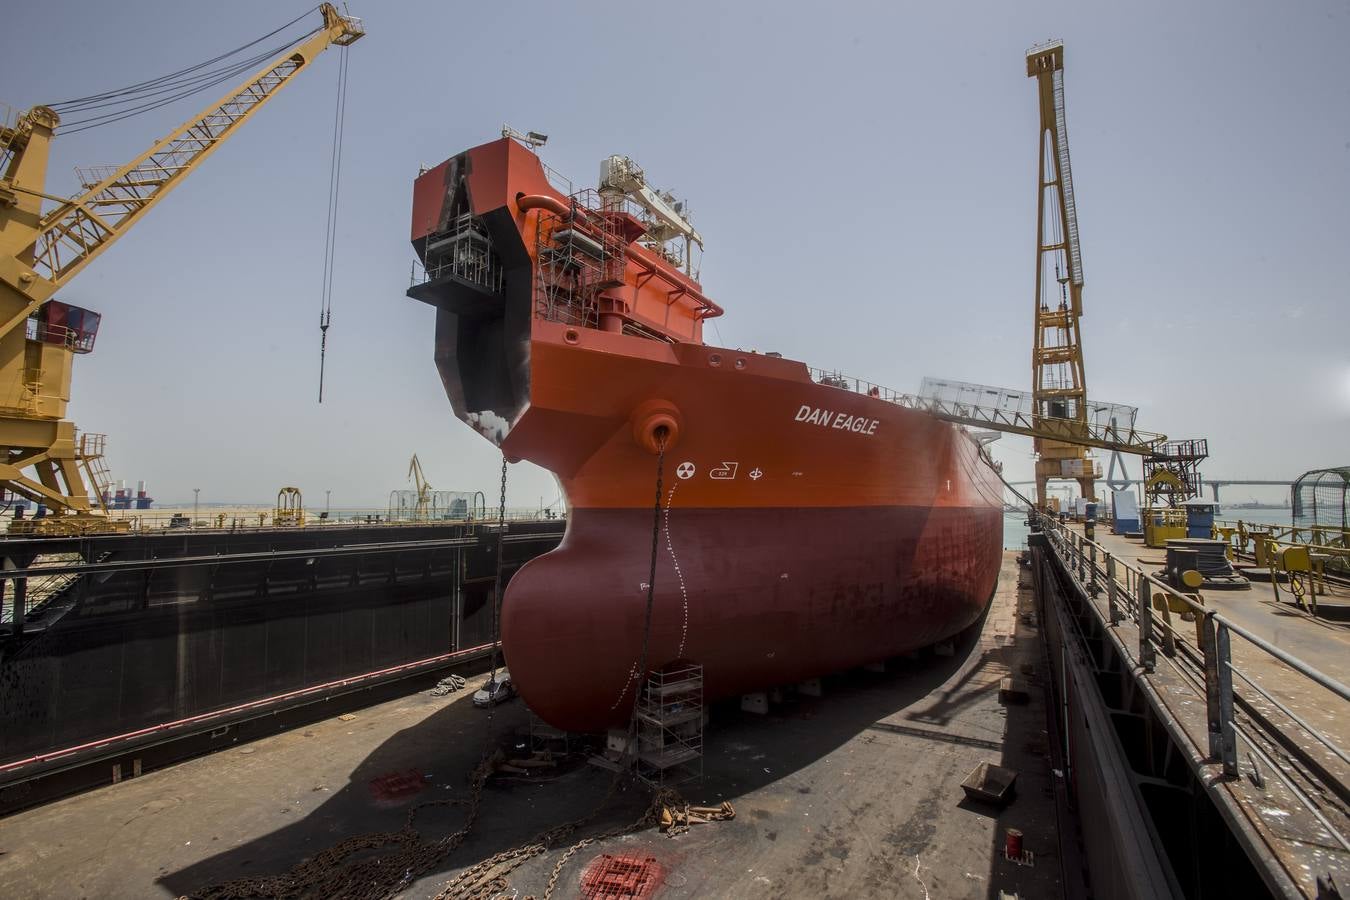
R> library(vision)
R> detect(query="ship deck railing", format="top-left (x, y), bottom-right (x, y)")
top-left (806, 365), bottom-right (1167, 457)
top-left (1035, 512), bottom-right (1350, 860)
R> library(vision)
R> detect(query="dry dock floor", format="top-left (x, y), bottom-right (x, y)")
top-left (0, 552), bottom-right (1064, 899)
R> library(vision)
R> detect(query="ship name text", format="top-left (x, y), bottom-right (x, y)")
top-left (794, 405), bottom-right (879, 436)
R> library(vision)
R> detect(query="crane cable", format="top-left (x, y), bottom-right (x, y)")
top-left (44, 6), bottom-right (318, 109)
top-left (45, 7), bottom-right (323, 135)
top-left (55, 37), bottom-right (318, 135)
top-left (317, 39), bottom-right (350, 403)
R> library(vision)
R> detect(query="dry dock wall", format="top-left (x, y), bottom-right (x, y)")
top-left (1030, 530), bottom-right (1274, 898)
top-left (0, 521), bottom-right (562, 812)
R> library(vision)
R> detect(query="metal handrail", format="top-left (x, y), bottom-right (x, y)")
top-left (805, 367), bottom-right (1165, 455)
top-left (1044, 515), bottom-right (1350, 697)
top-left (1035, 513), bottom-right (1350, 792)
top-left (0, 507), bottom-right (564, 540)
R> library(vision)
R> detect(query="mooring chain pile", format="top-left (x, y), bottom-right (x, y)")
top-left (434, 784), bottom-right (682, 900)
top-left (188, 756), bottom-right (497, 900)
top-left (187, 449), bottom-right (690, 900)
top-left (536, 788), bottom-right (685, 900)
top-left (432, 445), bottom-right (676, 900)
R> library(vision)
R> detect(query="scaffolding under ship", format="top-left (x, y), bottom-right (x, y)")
top-left (408, 136), bottom-right (1004, 732)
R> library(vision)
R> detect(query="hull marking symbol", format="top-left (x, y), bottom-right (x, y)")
top-left (709, 462), bottom-right (738, 480)
top-left (749, 468), bottom-right (764, 480)
top-left (676, 462), bottom-right (696, 480)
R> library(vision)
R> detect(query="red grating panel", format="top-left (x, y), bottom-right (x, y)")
top-left (367, 769), bottom-right (427, 805)
top-left (578, 853), bottom-right (663, 899)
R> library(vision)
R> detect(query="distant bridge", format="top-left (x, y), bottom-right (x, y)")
top-left (1006, 479), bottom-right (1292, 504)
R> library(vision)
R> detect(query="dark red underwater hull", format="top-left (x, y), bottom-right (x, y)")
top-left (503, 504), bottom-right (1002, 733)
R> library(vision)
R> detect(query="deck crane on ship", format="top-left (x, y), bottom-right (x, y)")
top-left (0, 4), bottom-right (363, 533)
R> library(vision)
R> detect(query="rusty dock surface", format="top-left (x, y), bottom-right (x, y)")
top-left (0, 551), bottom-right (1064, 898)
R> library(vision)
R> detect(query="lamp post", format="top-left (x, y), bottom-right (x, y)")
top-left (325, 489), bottom-right (331, 517)
top-left (193, 488), bottom-right (200, 525)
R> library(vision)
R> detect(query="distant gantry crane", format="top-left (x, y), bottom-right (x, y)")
top-left (0, 4), bottom-right (363, 533)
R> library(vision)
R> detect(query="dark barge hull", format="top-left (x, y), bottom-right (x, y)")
top-left (0, 519), bottom-right (563, 813)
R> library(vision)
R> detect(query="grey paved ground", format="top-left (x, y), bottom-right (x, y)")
top-left (1, 552), bottom-right (1065, 899)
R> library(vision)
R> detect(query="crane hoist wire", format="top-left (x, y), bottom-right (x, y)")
top-left (46, 9), bottom-right (325, 135)
top-left (317, 38), bottom-right (350, 403)
top-left (53, 36), bottom-right (318, 134)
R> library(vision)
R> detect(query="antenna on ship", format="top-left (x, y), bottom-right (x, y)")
top-left (501, 124), bottom-right (548, 148)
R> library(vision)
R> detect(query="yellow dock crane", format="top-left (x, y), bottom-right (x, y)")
top-left (0, 4), bottom-right (363, 533)
top-left (1026, 41), bottom-right (1097, 508)
top-left (905, 44), bottom-right (1204, 518)
top-left (408, 454), bottom-right (432, 521)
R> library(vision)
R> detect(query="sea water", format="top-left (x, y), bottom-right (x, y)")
top-left (1002, 506), bottom-right (1303, 551)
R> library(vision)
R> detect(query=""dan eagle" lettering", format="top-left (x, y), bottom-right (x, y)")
top-left (794, 405), bottom-right (879, 436)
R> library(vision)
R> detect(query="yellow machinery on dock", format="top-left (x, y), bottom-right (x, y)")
top-left (274, 487), bottom-right (305, 528)
top-left (0, 5), bottom-right (362, 534)
top-left (1143, 508), bottom-right (1188, 549)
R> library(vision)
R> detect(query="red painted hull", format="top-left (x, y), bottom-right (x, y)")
top-left (504, 504), bottom-right (1000, 732)
top-left (408, 139), bottom-right (1004, 732)
top-left (497, 326), bottom-right (1004, 732)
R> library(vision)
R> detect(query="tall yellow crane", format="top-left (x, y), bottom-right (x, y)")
top-left (1026, 41), bottom-right (1097, 508)
top-left (0, 4), bottom-right (363, 532)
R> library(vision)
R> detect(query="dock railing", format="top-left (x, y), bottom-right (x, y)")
top-left (1035, 512), bottom-right (1350, 852)
top-left (58, 506), bottom-right (565, 535)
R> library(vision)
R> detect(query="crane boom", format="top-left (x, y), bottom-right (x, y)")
top-left (0, 4), bottom-right (363, 530)
top-left (0, 4), bottom-right (363, 312)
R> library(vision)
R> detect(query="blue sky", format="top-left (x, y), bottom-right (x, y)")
top-left (2, 0), bottom-right (1346, 508)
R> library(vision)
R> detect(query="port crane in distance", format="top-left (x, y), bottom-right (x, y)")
top-left (408, 453), bottom-right (432, 521)
top-left (0, 4), bottom-right (363, 534)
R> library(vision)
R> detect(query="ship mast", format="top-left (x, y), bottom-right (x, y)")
top-left (1027, 41), bottom-right (1096, 508)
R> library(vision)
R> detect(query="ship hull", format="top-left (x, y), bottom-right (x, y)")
top-left (497, 325), bottom-right (1004, 732)
top-left (406, 139), bottom-right (1004, 733)
top-left (504, 504), bottom-right (1000, 732)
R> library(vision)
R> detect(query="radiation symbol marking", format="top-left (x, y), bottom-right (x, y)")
top-left (676, 461), bottom-right (696, 480)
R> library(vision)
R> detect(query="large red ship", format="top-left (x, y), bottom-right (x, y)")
top-left (408, 135), bottom-right (1004, 732)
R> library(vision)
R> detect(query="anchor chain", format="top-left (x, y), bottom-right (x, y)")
top-left (483, 455), bottom-right (509, 752)
top-left (187, 447), bottom-right (686, 900)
